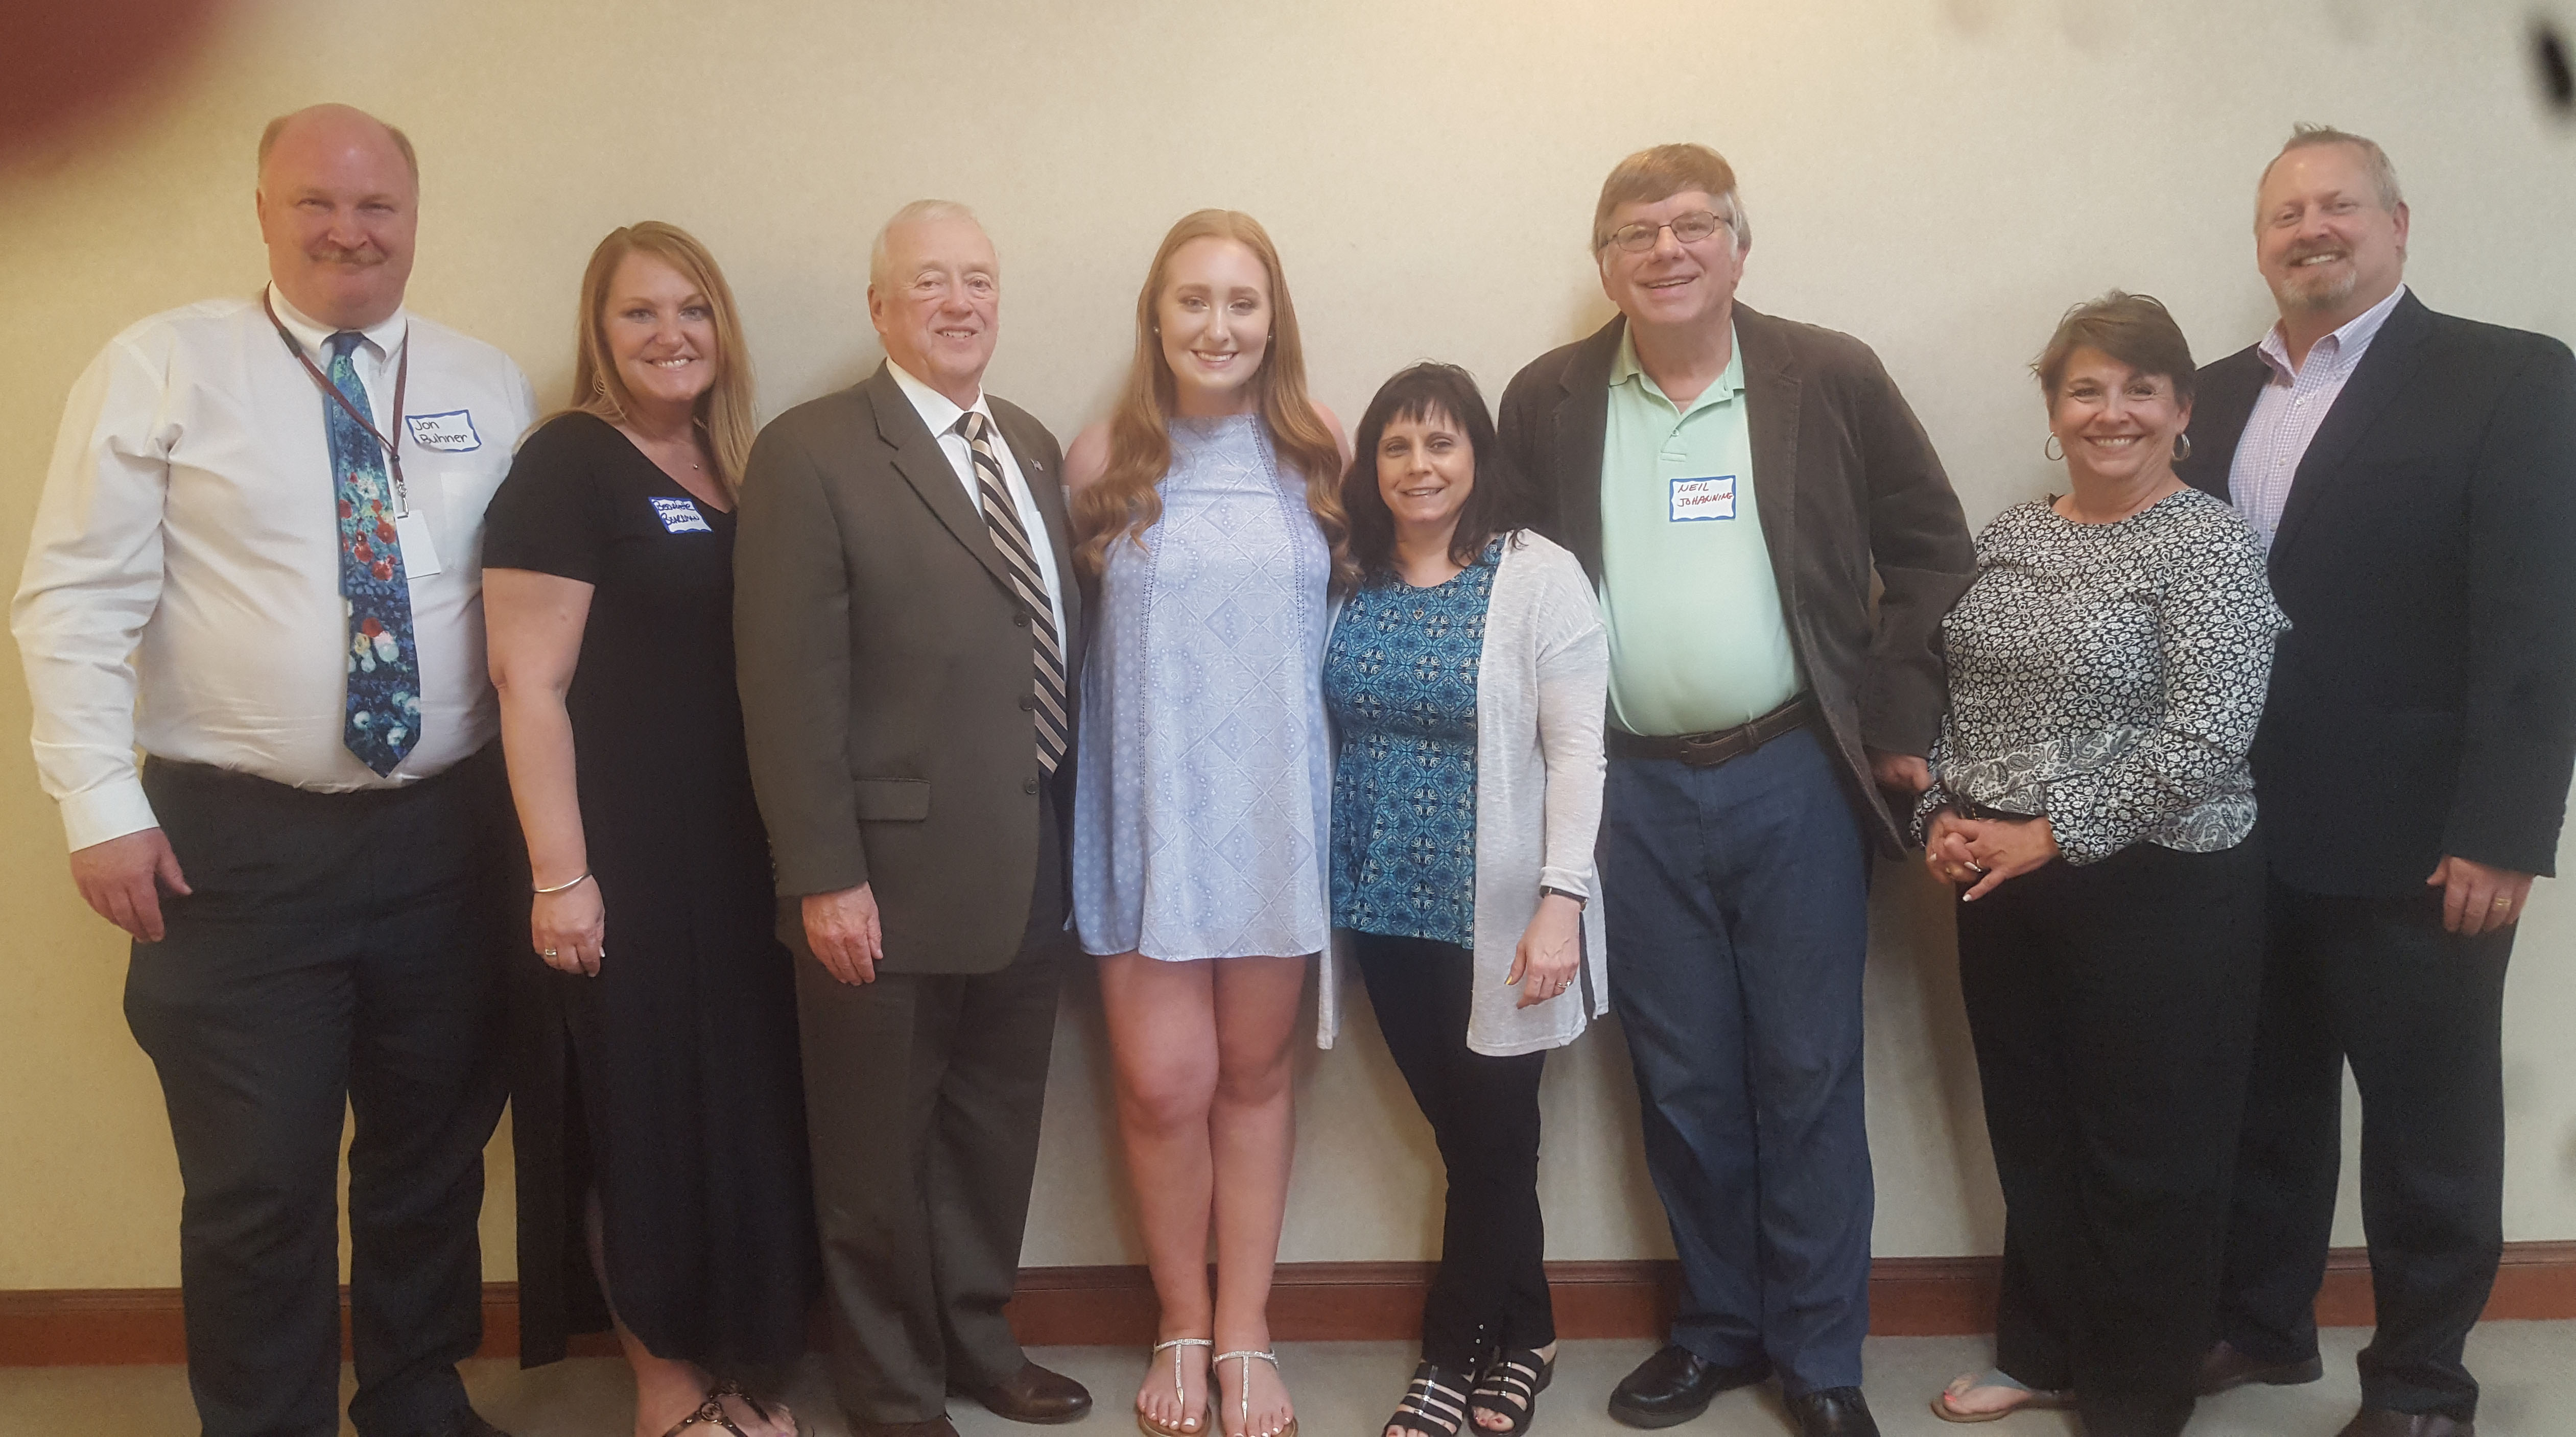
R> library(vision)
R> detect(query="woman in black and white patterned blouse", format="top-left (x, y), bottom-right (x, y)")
top-left (1921, 294), bottom-right (2286, 1436)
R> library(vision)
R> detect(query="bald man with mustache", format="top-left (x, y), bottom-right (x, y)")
top-left (14, 104), bottom-right (534, 1437)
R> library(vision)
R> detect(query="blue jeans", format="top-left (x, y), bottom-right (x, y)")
top-left (1601, 727), bottom-right (1874, 1395)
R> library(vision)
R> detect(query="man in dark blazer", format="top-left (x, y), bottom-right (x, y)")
top-left (735, 201), bottom-right (1092, 1437)
top-left (2179, 127), bottom-right (2576, 1437)
top-left (1498, 143), bottom-right (1972, 1437)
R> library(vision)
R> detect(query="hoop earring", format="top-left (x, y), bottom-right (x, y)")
top-left (2173, 432), bottom-right (2194, 462)
top-left (2043, 434), bottom-right (2065, 462)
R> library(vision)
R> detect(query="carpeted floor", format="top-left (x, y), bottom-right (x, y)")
top-left (8, 1323), bottom-right (2568, 1435)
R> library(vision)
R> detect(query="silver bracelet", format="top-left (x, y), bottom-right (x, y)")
top-left (532, 871), bottom-right (593, 895)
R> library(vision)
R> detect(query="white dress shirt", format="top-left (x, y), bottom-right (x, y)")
top-left (2228, 282), bottom-right (2409, 549)
top-left (12, 285), bottom-right (536, 850)
top-left (884, 360), bottom-right (1069, 641)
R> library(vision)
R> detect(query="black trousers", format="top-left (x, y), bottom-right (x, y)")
top-left (123, 752), bottom-right (517, 1437)
top-left (2217, 877), bottom-right (2514, 1421)
top-left (794, 785), bottom-right (1068, 1425)
top-left (1955, 835), bottom-right (2267, 1437)
top-left (1349, 931), bottom-right (1553, 1369)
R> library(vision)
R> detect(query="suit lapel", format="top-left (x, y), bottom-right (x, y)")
top-left (2180, 348), bottom-right (2267, 503)
top-left (865, 366), bottom-right (1017, 595)
top-left (2268, 291), bottom-right (2432, 564)
top-left (1735, 305), bottom-right (1804, 613)
top-left (1551, 320), bottom-right (1618, 583)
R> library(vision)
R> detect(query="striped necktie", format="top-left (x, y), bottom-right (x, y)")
top-left (956, 412), bottom-right (1068, 773)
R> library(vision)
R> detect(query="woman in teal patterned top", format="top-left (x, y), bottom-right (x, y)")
top-left (1321, 364), bottom-right (1610, 1437)
top-left (1326, 535), bottom-right (1497, 944)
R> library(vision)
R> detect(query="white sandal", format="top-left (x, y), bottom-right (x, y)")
top-left (1138, 1336), bottom-right (1214, 1437)
top-left (1215, 1348), bottom-right (1298, 1437)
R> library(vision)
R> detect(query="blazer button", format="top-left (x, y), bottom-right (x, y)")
top-left (1014, 613), bottom-right (1030, 628)
top-left (1019, 694), bottom-right (1036, 711)
top-left (1023, 777), bottom-right (1039, 795)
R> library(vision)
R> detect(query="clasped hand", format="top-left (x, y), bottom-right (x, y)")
top-left (1925, 809), bottom-right (2060, 900)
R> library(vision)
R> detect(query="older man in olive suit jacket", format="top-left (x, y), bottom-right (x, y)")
top-left (735, 201), bottom-right (1090, 1437)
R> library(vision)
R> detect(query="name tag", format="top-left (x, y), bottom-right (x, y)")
top-left (406, 410), bottom-right (482, 452)
top-left (393, 512), bottom-right (444, 579)
top-left (1670, 475), bottom-right (1737, 521)
top-left (651, 497), bottom-right (712, 535)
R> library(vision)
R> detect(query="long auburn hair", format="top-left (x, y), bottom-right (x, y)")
top-left (562, 221), bottom-right (757, 491)
top-left (1071, 210), bottom-right (1350, 587)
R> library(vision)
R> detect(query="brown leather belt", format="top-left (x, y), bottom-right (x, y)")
top-left (1606, 696), bottom-right (1815, 768)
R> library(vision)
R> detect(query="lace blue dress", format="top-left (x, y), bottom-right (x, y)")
top-left (1322, 539), bottom-right (1500, 946)
top-left (1072, 414), bottom-right (1333, 960)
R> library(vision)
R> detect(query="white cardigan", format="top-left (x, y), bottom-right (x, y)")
top-left (1317, 531), bottom-right (1611, 1057)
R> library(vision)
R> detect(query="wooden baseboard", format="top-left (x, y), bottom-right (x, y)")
top-left (7, 1244), bottom-right (2574, 1365)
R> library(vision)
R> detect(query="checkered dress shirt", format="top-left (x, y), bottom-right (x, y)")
top-left (2227, 283), bottom-right (2409, 549)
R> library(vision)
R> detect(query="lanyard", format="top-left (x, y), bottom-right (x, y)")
top-left (263, 290), bottom-right (413, 515)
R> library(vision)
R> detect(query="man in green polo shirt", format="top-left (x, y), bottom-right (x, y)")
top-left (1598, 320), bottom-right (1799, 736)
top-left (1500, 143), bottom-right (1973, 1437)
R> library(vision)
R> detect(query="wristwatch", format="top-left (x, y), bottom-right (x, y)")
top-left (1540, 884), bottom-right (1588, 909)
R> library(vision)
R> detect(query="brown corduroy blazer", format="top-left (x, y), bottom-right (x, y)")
top-left (1498, 305), bottom-right (1973, 855)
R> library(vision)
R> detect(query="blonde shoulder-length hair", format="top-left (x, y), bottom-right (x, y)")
top-left (1071, 209), bottom-right (1350, 588)
top-left (560, 221), bottom-right (756, 491)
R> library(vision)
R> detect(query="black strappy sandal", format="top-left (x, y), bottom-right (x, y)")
top-left (659, 1393), bottom-right (750, 1437)
top-left (1468, 1348), bottom-right (1554, 1437)
top-left (713, 1378), bottom-right (800, 1435)
top-left (1383, 1360), bottom-right (1476, 1436)
top-left (664, 1380), bottom-right (799, 1437)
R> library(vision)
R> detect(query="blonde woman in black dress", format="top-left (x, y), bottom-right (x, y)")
top-left (485, 223), bottom-right (814, 1437)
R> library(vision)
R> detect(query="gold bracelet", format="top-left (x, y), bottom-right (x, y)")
top-left (532, 871), bottom-right (592, 895)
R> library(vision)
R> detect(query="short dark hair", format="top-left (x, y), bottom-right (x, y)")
top-left (2033, 291), bottom-right (2197, 406)
top-left (1338, 363), bottom-right (1530, 585)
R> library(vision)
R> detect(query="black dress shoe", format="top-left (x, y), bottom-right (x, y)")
top-left (1606, 1344), bottom-right (1773, 1428)
top-left (2197, 1338), bottom-right (2327, 1395)
top-left (955, 1360), bottom-right (1094, 1424)
top-left (1785, 1387), bottom-right (1880, 1437)
top-left (2337, 1406), bottom-right (2475, 1437)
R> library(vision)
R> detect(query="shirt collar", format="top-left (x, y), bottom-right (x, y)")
top-left (886, 358), bottom-right (994, 441)
top-left (1611, 322), bottom-right (1744, 413)
top-left (2257, 281), bottom-right (2407, 383)
top-left (265, 283), bottom-right (408, 366)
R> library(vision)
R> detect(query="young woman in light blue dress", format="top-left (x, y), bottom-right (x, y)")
top-left (1064, 209), bottom-right (1349, 1437)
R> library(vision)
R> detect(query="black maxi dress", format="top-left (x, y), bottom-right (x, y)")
top-left (485, 412), bottom-right (816, 1374)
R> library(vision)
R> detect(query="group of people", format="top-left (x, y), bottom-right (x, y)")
top-left (14, 100), bottom-right (2574, 1437)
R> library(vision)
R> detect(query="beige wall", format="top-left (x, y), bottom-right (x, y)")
top-left (6, 0), bottom-right (2576, 1288)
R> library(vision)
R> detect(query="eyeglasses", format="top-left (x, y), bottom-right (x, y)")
top-left (1602, 210), bottom-right (1730, 253)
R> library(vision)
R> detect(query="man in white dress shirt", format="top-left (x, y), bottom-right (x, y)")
top-left (13, 104), bottom-right (532, 1437)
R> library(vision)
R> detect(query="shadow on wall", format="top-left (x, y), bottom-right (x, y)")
top-left (1868, 853), bottom-right (2007, 1252)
